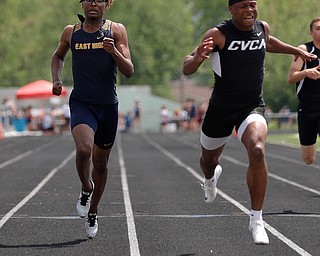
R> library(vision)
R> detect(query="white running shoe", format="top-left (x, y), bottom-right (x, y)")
top-left (249, 219), bottom-right (269, 245)
top-left (85, 212), bottom-right (98, 239)
top-left (201, 165), bottom-right (222, 203)
top-left (76, 180), bottom-right (94, 218)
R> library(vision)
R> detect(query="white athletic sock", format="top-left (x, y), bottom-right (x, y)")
top-left (250, 210), bottom-right (262, 221)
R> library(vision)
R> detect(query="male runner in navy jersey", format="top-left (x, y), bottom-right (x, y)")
top-left (288, 17), bottom-right (320, 165)
top-left (183, 0), bottom-right (317, 245)
top-left (51, 0), bottom-right (134, 239)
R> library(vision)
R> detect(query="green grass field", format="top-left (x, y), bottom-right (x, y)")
top-left (267, 133), bottom-right (300, 147)
top-left (267, 132), bottom-right (320, 148)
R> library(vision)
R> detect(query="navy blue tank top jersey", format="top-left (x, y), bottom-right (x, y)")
top-left (70, 20), bottom-right (118, 104)
top-left (210, 19), bottom-right (266, 110)
top-left (296, 42), bottom-right (320, 112)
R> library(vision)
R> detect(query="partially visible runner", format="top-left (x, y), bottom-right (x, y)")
top-left (288, 17), bottom-right (320, 165)
top-left (182, 0), bottom-right (317, 245)
top-left (51, 0), bottom-right (134, 239)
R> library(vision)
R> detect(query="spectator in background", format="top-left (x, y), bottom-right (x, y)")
top-left (195, 101), bottom-right (208, 128)
top-left (124, 111), bottom-right (132, 132)
top-left (180, 101), bottom-right (191, 130)
top-left (2, 97), bottom-right (17, 125)
top-left (172, 108), bottom-right (182, 131)
top-left (159, 104), bottom-right (170, 133)
top-left (133, 98), bottom-right (142, 133)
top-left (62, 103), bottom-right (71, 132)
top-left (187, 98), bottom-right (198, 131)
top-left (23, 106), bottom-right (34, 131)
top-left (41, 108), bottom-right (54, 135)
top-left (118, 112), bottom-right (126, 132)
top-left (278, 105), bottom-right (291, 129)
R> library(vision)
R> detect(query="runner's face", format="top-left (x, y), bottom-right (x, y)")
top-left (82, 0), bottom-right (106, 20)
top-left (310, 21), bottom-right (320, 44)
top-left (229, 1), bottom-right (258, 31)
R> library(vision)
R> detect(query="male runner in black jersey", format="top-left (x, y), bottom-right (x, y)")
top-left (51, 0), bottom-right (134, 239)
top-left (183, 0), bottom-right (317, 245)
top-left (288, 17), bottom-right (320, 165)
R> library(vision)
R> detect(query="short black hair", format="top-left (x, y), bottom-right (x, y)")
top-left (228, 0), bottom-right (257, 6)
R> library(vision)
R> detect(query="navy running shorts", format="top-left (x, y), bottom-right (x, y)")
top-left (69, 98), bottom-right (118, 149)
top-left (298, 111), bottom-right (320, 146)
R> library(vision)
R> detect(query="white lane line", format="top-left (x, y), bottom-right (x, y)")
top-left (8, 213), bottom-right (320, 220)
top-left (117, 134), bottom-right (141, 256)
top-left (266, 152), bottom-right (320, 169)
top-left (0, 150), bottom-right (75, 229)
top-left (0, 140), bottom-right (58, 170)
top-left (0, 151), bottom-right (34, 169)
top-left (169, 135), bottom-right (320, 196)
top-left (222, 155), bottom-right (320, 196)
top-left (268, 173), bottom-right (320, 196)
top-left (8, 214), bottom-right (235, 220)
top-left (143, 134), bottom-right (312, 256)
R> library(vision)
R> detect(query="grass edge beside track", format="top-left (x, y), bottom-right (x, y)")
top-left (267, 132), bottom-right (320, 149)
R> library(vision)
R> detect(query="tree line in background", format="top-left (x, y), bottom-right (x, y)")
top-left (0, 0), bottom-right (319, 112)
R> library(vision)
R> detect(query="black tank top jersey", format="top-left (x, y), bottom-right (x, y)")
top-left (210, 19), bottom-right (266, 110)
top-left (70, 20), bottom-right (118, 104)
top-left (296, 42), bottom-right (320, 112)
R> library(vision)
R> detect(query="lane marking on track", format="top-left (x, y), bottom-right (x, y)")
top-left (0, 139), bottom-right (63, 170)
top-left (266, 151), bottom-right (320, 169)
top-left (169, 135), bottom-right (320, 196)
top-left (143, 133), bottom-right (312, 256)
top-left (117, 134), bottom-right (141, 256)
top-left (222, 155), bottom-right (320, 196)
top-left (0, 151), bottom-right (75, 229)
top-left (7, 213), bottom-right (320, 220)
top-left (5, 214), bottom-right (233, 219)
